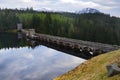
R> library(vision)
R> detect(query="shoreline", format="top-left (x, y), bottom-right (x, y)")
top-left (0, 29), bottom-right (17, 33)
top-left (54, 49), bottom-right (120, 80)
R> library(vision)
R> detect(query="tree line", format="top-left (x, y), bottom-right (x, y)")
top-left (0, 8), bottom-right (120, 45)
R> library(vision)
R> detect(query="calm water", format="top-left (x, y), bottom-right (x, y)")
top-left (0, 33), bottom-right (86, 80)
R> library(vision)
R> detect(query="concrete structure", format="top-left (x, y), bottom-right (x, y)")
top-left (21, 29), bottom-right (35, 37)
top-left (28, 29), bottom-right (35, 37)
top-left (17, 23), bottom-right (23, 31)
top-left (21, 29), bottom-right (120, 58)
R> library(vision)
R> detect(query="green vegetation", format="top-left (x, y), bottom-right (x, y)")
top-left (0, 8), bottom-right (120, 45)
top-left (54, 49), bottom-right (120, 80)
top-left (0, 8), bottom-right (120, 80)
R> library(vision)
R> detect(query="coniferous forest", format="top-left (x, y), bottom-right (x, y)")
top-left (0, 8), bottom-right (120, 45)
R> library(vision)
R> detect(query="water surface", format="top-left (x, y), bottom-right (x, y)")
top-left (0, 33), bottom-right (86, 80)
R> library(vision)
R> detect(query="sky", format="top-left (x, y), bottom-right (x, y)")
top-left (0, 0), bottom-right (120, 17)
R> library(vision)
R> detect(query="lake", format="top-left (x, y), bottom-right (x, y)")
top-left (0, 32), bottom-right (86, 80)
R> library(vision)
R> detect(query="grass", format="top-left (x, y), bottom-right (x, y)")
top-left (54, 49), bottom-right (120, 80)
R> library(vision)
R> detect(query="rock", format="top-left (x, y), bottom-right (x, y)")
top-left (106, 63), bottom-right (120, 77)
top-left (83, 47), bottom-right (90, 53)
top-left (93, 49), bottom-right (103, 56)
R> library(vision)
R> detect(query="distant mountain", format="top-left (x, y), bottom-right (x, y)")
top-left (76, 8), bottom-right (101, 14)
top-left (37, 8), bottom-right (54, 12)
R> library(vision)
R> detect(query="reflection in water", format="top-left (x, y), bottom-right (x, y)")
top-left (0, 33), bottom-right (86, 80)
top-left (0, 46), bottom-right (85, 80)
top-left (0, 32), bottom-right (28, 49)
top-left (18, 32), bottom-right (23, 39)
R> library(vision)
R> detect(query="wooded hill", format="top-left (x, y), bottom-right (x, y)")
top-left (0, 8), bottom-right (120, 45)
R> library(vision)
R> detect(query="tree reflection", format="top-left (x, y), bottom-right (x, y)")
top-left (0, 32), bottom-right (28, 49)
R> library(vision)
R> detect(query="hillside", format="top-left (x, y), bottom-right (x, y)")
top-left (0, 8), bottom-right (120, 45)
top-left (54, 49), bottom-right (120, 80)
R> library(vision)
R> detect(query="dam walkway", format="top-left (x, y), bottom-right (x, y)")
top-left (21, 29), bottom-right (120, 59)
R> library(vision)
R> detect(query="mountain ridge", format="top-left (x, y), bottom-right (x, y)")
top-left (75, 8), bottom-right (101, 14)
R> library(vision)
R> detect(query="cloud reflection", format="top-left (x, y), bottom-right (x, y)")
top-left (0, 45), bottom-right (86, 80)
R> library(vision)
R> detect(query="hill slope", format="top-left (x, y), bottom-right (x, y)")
top-left (54, 49), bottom-right (120, 80)
top-left (1, 8), bottom-right (120, 45)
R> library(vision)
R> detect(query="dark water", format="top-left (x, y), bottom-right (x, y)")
top-left (0, 32), bottom-right (85, 80)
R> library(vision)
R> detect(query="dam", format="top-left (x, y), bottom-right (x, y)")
top-left (20, 29), bottom-right (120, 59)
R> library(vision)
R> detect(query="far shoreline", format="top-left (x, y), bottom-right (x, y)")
top-left (0, 29), bottom-right (18, 33)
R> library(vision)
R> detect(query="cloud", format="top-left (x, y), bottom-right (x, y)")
top-left (0, 0), bottom-right (119, 16)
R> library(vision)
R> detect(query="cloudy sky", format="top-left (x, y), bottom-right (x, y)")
top-left (0, 0), bottom-right (120, 16)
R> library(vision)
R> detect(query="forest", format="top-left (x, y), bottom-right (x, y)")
top-left (0, 8), bottom-right (120, 45)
